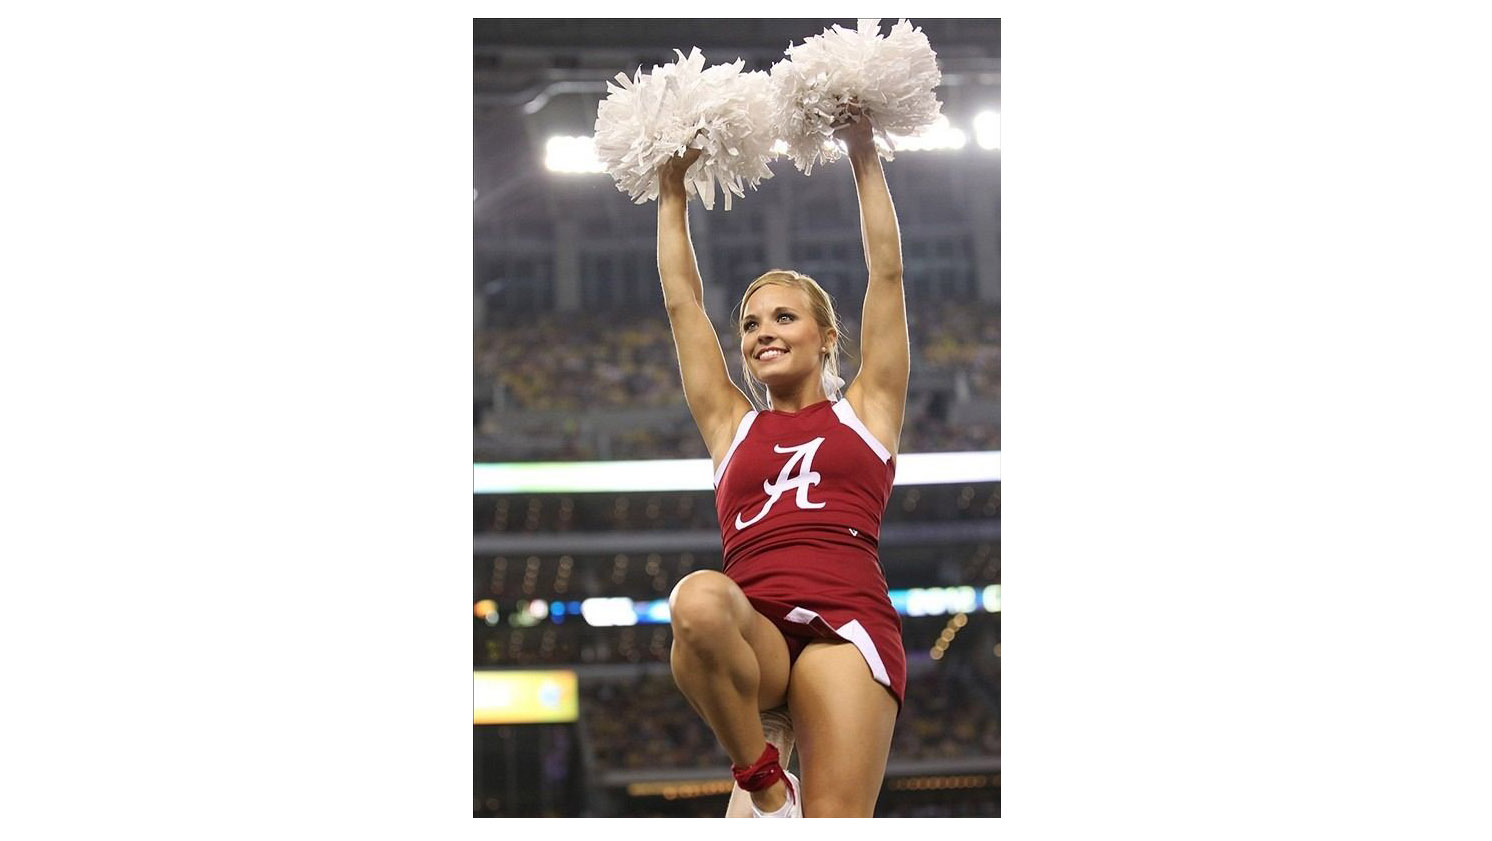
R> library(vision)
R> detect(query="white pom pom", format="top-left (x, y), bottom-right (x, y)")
top-left (593, 48), bottom-right (777, 211)
top-left (769, 18), bottom-right (944, 174)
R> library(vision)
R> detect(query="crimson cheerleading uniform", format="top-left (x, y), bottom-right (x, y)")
top-left (713, 398), bottom-right (906, 708)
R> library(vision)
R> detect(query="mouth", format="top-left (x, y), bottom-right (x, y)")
top-left (755, 347), bottom-right (788, 361)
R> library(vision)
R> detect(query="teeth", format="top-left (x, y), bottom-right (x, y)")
top-left (759, 349), bottom-right (785, 360)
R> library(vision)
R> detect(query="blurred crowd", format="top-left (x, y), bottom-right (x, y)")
top-left (475, 300), bottom-right (998, 459)
top-left (474, 483), bottom-right (1001, 536)
top-left (583, 672), bottom-right (725, 771)
top-left (912, 299), bottom-right (1000, 403)
top-left (475, 315), bottom-right (682, 411)
top-left (891, 654), bottom-right (1002, 763)
top-left (579, 662), bottom-right (997, 773)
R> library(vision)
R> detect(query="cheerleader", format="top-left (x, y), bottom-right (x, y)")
top-left (657, 108), bottom-right (910, 818)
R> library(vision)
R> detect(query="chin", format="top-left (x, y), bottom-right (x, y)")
top-left (757, 372), bottom-right (807, 391)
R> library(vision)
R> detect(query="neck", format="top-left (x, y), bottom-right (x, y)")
top-left (767, 381), bottom-right (828, 413)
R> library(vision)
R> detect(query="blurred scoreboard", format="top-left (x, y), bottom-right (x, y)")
top-left (473, 669), bottom-right (579, 724)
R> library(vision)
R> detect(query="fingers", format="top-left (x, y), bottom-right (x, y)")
top-left (832, 106), bottom-right (873, 140)
top-left (660, 145), bottom-right (702, 180)
top-left (835, 102), bottom-right (866, 125)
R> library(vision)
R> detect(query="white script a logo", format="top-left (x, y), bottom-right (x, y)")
top-left (734, 437), bottom-right (827, 531)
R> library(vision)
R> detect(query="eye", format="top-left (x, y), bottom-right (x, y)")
top-left (742, 320), bottom-right (756, 332)
top-left (777, 313), bottom-right (794, 323)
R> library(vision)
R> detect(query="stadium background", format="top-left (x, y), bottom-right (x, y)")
top-left (473, 18), bottom-right (1000, 818)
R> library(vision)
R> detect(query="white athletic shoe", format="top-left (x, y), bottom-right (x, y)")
top-left (760, 706), bottom-right (795, 759)
top-left (750, 770), bottom-right (802, 819)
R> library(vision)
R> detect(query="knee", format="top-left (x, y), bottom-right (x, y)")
top-left (668, 571), bottom-right (740, 645)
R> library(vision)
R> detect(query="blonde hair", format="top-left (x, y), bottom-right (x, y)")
top-left (733, 270), bottom-right (849, 410)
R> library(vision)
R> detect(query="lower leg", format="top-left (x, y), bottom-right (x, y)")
top-left (668, 573), bottom-right (790, 812)
top-left (671, 638), bottom-right (790, 812)
top-left (724, 706), bottom-right (795, 817)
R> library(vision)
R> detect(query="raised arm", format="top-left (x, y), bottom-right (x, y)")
top-left (839, 115), bottom-right (911, 457)
top-left (657, 148), bottom-right (752, 466)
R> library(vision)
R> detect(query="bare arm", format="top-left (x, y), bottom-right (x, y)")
top-left (657, 148), bottom-right (752, 464)
top-left (839, 115), bottom-right (911, 457)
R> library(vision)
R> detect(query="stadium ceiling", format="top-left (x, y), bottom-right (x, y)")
top-left (474, 19), bottom-right (999, 217)
top-left (474, 18), bottom-right (999, 107)
top-left (473, 18), bottom-right (1000, 56)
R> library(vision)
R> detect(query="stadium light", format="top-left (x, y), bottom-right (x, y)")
top-left (580, 597), bottom-right (639, 627)
top-left (982, 584), bottom-right (1001, 612)
top-left (545, 135), bottom-right (607, 174)
top-left (973, 110), bottom-right (1000, 150)
top-left (888, 115), bottom-right (966, 152)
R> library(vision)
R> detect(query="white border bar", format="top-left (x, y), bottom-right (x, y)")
top-left (473, 451), bottom-right (999, 494)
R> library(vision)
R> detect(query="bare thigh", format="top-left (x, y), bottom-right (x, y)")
top-left (668, 570), bottom-right (791, 712)
top-left (787, 641), bottom-right (898, 818)
top-left (741, 609), bottom-right (792, 711)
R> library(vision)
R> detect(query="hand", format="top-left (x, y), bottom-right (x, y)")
top-left (832, 104), bottom-right (875, 154)
top-left (658, 144), bottom-right (703, 187)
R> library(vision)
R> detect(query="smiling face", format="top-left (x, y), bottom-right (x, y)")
top-left (739, 282), bottom-right (835, 393)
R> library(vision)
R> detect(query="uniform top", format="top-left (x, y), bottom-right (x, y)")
top-left (713, 399), bottom-right (896, 572)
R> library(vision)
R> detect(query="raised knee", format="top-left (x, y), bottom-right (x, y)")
top-left (668, 571), bottom-right (739, 643)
